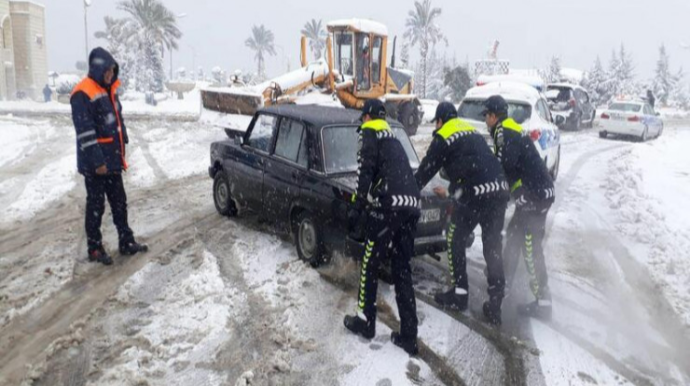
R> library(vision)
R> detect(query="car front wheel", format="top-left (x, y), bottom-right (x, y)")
top-left (599, 131), bottom-right (608, 139)
top-left (213, 171), bottom-right (237, 216)
top-left (293, 210), bottom-right (327, 267)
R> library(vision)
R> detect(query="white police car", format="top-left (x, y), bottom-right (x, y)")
top-left (457, 81), bottom-right (562, 180)
top-left (598, 100), bottom-right (663, 141)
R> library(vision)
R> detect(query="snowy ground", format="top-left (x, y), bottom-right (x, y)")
top-left (0, 111), bottom-right (689, 386)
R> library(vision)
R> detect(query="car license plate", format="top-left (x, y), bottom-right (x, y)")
top-left (611, 113), bottom-right (625, 121)
top-left (420, 209), bottom-right (440, 224)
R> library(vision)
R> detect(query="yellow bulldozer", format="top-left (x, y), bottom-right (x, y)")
top-left (200, 19), bottom-right (424, 135)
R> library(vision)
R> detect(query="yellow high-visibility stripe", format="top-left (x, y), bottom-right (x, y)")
top-left (511, 179), bottom-right (523, 193)
top-left (501, 118), bottom-right (522, 133)
top-left (437, 118), bottom-right (475, 139)
top-left (361, 119), bottom-right (391, 132)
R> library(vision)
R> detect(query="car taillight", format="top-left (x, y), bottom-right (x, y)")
top-left (628, 116), bottom-right (640, 122)
top-left (601, 113), bottom-right (610, 119)
top-left (529, 130), bottom-right (541, 141)
top-left (568, 98), bottom-right (576, 107)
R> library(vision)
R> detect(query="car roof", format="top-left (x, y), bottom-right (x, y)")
top-left (465, 81), bottom-right (541, 104)
top-left (547, 83), bottom-right (585, 91)
top-left (259, 104), bottom-right (403, 130)
top-left (610, 100), bottom-right (645, 106)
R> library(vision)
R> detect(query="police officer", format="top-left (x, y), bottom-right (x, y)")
top-left (483, 95), bottom-right (555, 319)
top-left (71, 47), bottom-right (148, 266)
top-left (343, 99), bottom-right (421, 355)
top-left (415, 102), bottom-right (509, 325)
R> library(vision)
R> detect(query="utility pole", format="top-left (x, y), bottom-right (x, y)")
top-left (84, 0), bottom-right (92, 62)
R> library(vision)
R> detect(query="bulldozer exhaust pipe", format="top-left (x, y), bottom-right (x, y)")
top-left (326, 34), bottom-right (335, 92)
top-left (301, 36), bottom-right (307, 68)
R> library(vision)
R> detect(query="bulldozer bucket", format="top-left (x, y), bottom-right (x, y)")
top-left (201, 88), bottom-right (264, 116)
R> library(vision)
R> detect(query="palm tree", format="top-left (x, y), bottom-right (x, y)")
top-left (301, 19), bottom-right (326, 60)
top-left (245, 25), bottom-right (277, 80)
top-left (118, 0), bottom-right (182, 53)
top-left (404, 0), bottom-right (446, 97)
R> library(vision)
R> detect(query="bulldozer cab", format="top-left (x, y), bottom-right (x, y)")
top-left (328, 20), bottom-right (388, 99)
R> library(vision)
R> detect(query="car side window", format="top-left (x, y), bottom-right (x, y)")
top-left (536, 100), bottom-right (548, 121)
top-left (274, 118), bottom-right (307, 167)
top-left (582, 91), bottom-right (590, 104)
top-left (643, 105), bottom-right (653, 115)
top-left (248, 114), bottom-right (277, 152)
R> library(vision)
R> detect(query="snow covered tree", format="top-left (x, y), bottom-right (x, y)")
top-left (400, 40), bottom-right (410, 69)
top-left (617, 44), bottom-right (637, 96)
top-left (606, 49), bottom-right (622, 99)
top-left (546, 56), bottom-right (562, 83)
top-left (442, 64), bottom-right (472, 103)
top-left (404, 0), bottom-right (446, 98)
top-left (420, 48), bottom-right (445, 100)
top-left (652, 45), bottom-right (674, 106)
top-left (583, 56), bottom-right (609, 106)
top-left (197, 66), bottom-right (205, 81)
top-left (245, 25), bottom-right (277, 81)
top-left (301, 19), bottom-right (326, 60)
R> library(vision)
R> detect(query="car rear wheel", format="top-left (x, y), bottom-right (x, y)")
top-left (293, 210), bottom-right (327, 267)
top-left (639, 126), bottom-right (649, 142)
top-left (213, 171), bottom-right (238, 216)
top-left (599, 131), bottom-right (608, 139)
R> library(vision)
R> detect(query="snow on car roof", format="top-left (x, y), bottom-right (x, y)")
top-left (477, 74), bottom-right (545, 90)
top-left (548, 82), bottom-right (586, 91)
top-left (327, 19), bottom-right (388, 36)
top-left (466, 81), bottom-right (542, 104)
top-left (610, 99), bottom-right (644, 106)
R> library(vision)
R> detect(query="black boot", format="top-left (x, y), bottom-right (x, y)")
top-left (88, 248), bottom-right (113, 266)
top-left (344, 314), bottom-right (375, 340)
top-left (434, 288), bottom-right (468, 311)
top-left (120, 241), bottom-right (149, 256)
top-left (517, 295), bottom-right (553, 320)
top-left (391, 331), bottom-right (419, 356)
top-left (482, 299), bottom-right (502, 326)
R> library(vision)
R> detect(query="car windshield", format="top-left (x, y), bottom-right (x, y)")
top-left (609, 103), bottom-right (642, 112)
top-left (546, 87), bottom-right (572, 102)
top-left (458, 99), bottom-right (533, 124)
top-left (322, 126), bottom-right (420, 174)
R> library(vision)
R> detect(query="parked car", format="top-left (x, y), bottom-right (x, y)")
top-left (208, 105), bottom-right (450, 266)
top-left (457, 81), bottom-right (562, 180)
top-left (598, 100), bottom-right (663, 141)
top-left (545, 83), bottom-right (596, 131)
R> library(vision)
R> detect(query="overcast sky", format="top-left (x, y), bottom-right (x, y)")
top-left (43, 0), bottom-right (690, 85)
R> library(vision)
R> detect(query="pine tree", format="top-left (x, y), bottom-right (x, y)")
top-left (672, 68), bottom-right (689, 110)
top-left (421, 48), bottom-right (445, 100)
top-left (442, 64), bottom-right (472, 103)
top-left (584, 56), bottom-right (609, 106)
top-left (617, 44), bottom-right (637, 96)
top-left (607, 49), bottom-right (621, 99)
top-left (547, 56), bottom-right (562, 83)
top-left (652, 45), bottom-right (674, 106)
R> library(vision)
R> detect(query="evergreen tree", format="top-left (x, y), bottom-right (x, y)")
top-left (404, 0), bottom-right (446, 98)
top-left (652, 45), bottom-right (674, 106)
top-left (607, 49), bottom-right (621, 98)
top-left (547, 56), bottom-right (562, 83)
top-left (421, 47), bottom-right (445, 100)
top-left (617, 44), bottom-right (637, 96)
top-left (442, 64), bottom-right (472, 103)
top-left (583, 56), bottom-right (609, 106)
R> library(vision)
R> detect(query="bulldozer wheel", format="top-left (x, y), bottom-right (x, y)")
top-left (398, 101), bottom-right (420, 136)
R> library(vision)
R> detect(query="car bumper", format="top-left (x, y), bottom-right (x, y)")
top-left (552, 111), bottom-right (577, 126)
top-left (345, 234), bottom-right (447, 259)
top-left (600, 121), bottom-right (645, 136)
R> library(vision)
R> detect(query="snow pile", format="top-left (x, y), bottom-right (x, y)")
top-left (95, 250), bottom-right (237, 386)
top-left (1, 154), bottom-right (76, 224)
top-left (604, 134), bottom-right (690, 326)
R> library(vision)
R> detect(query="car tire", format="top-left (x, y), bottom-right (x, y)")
top-left (398, 101), bottom-right (419, 137)
top-left (550, 146), bottom-right (561, 181)
top-left (658, 123), bottom-right (664, 138)
top-left (213, 171), bottom-right (237, 217)
top-left (599, 131), bottom-right (608, 139)
top-left (639, 126), bottom-right (648, 142)
top-left (292, 210), bottom-right (327, 267)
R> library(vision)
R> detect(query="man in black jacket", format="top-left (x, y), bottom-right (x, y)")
top-left (343, 99), bottom-right (421, 355)
top-left (415, 102), bottom-right (509, 325)
top-left (71, 47), bottom-right (148, 266)
top-left (484, 95), bottom-right (555, 319)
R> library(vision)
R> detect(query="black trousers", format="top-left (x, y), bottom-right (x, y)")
top-left (504, 201), bottom-right (552, 300)
top-left (357, 208), bottom-right (419, 339)
top-left (447, 196), bottom-right (507, 300)
top-left (84, 174), bottom-right (134, 252)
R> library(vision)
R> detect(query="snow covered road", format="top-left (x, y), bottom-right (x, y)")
top-left (0, 114), bottom-right (689, 385)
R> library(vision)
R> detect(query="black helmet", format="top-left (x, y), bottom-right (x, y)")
top-left (482, 95), bottom-right (509, 116)
top-left (361, 99), bottom-right (387, 120)
top-left (432, 101), bottom-right (458, 124)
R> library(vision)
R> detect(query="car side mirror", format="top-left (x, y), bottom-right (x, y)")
top-left (554, 115), bottom-right (566, 126)
top-left (234, 136), bottom-right (243, 146)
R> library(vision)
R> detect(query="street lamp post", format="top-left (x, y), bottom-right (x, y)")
top-left (84, 0), bottom-right (92, 62)
top-left (170, 13), bottom-right (188, 80)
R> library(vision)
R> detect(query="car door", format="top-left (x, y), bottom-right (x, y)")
top-left (643, 104), bottom-right (662, 135)
top-left (232, 113), bottom-right (277, 213)
top-left (263, 117), bottom-right (309, 223)
top-left (580, 89), bottom-right (594, 121)
top-left (535, 98), bottom-right (559, 168)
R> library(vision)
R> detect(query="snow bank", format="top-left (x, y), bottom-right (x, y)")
top-left (604, 130), bottom-right (690, 325)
